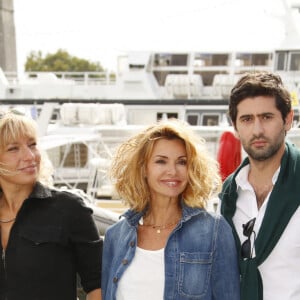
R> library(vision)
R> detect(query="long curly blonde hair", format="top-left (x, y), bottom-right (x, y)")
top-left (109, 119), bottom-right (221, 211)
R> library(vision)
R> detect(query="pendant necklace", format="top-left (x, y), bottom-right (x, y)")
top-left (152, 221), bottom-right (179, 233)
top-left (139, 217), bottom-right (180, 234)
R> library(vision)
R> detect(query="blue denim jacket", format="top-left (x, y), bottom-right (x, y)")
top-left (102, 203), bottom-right (240, 300)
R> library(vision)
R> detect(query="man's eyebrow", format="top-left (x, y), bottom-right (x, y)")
top-left (239, 112), bottom-right (274, 118)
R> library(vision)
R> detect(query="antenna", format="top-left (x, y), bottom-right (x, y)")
top-left (279, 0), bottom-right (300, 48)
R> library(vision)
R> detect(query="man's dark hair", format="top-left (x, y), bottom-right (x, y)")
top-left (229, 71), bottom-right (292, 127)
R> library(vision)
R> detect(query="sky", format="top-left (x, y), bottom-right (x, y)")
top-left (13, 0), bottom-right (299, 72)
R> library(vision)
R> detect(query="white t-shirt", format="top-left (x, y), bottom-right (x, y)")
top-left (233, 165), bottom-right (300, 300)
top-left (116, 247), bottom-right (165, 300)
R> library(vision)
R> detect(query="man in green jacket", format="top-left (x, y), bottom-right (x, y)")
top-left (219, 71), bottom-right (300, 300)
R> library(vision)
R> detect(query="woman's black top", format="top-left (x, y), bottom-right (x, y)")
top-left (0, 182), bottom-right (102, 300)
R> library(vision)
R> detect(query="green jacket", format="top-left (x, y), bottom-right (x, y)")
top-left (219, 141), bottom-right (300, 300)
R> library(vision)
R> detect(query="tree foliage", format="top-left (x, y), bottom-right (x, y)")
top-left (25, 49), bottom-right (104, 72)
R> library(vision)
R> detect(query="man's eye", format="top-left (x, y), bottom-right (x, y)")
top-left (263, 115), bottom-right (272, 120)
top-left (241, 117), bottom-right (252, 123)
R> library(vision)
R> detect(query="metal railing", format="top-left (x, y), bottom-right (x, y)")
top-left (4, 71), bottom-right (117, 86)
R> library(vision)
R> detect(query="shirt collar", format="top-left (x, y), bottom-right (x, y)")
top-left (235, 164), bottom-right (280, 191)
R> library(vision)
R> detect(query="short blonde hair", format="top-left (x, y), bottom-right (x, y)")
top-left (0, 111), bottom-right (38, 150)
top-left (110, 119), bottom-right (221, 211)
top-left (0, 111), bottom-right (53, 186)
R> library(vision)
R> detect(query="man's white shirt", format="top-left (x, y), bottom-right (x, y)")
top-left (228, 165), bottom-right (300, 300)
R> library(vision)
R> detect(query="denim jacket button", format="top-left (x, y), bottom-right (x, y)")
top-left (122, 259), bottom-right (128, 265)
top-left (129, 241), bottom-right (135, 247)
top-left (113, 277), bottom-right (118, 283)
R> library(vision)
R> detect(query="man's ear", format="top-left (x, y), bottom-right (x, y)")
top-left (233, 130), bottom-right (239, 139)
top-left (233, 126), bottom-right (240, 140)
top-left (285, 110), bottom-right (294, 131)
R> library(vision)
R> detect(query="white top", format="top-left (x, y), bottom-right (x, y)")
top-left (116, 247), bottom-right (165, 300)
top-left (234, 165), bottom-right (300, 300)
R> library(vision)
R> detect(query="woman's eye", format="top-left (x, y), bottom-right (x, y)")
top-left (178, 160), bottom-right (187, 165)
top-left (29, 142), bottom-right (37, 148)
top-left (7, 146), bottom-right (18, 152)
top-left (155, 159), bottom-right (166, 164)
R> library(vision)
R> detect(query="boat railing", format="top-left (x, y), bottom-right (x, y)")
top-left (4, 71), bottom-right (117, 86)
top-left (2, 68), bottom-right (300, 100)
top-left (54, 71), bottom-right (117, 85)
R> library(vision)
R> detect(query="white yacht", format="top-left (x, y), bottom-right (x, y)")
top-left (1, 0), bottom-right (300, 205)
top-left (1, 48), bottom-right (300, 126)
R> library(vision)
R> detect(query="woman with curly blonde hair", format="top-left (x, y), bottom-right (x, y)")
top-left (102, 119), bottom-right (240, 300)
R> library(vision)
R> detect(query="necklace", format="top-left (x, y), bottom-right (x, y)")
top-left (139, 217), bottom-right (180, 234)
top-left (0, 217), bottom-right (16, 223)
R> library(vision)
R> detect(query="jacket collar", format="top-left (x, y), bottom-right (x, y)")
top-left (29, 182), bottom-right (52, 199)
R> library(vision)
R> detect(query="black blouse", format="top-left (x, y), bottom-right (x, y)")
top-left (0, 182), bottom-right (102, 300)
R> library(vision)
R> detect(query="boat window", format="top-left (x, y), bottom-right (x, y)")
top-left (170, 54), bottom-right (188, 66)
top-left (290, 53), bottom-right (300, 71)
top-left (50, 109), bottom-right (60, 123)
top-left (293, 109), bottom-right (300, 125)
top-left (275, 51), bottom-right (287, 71)
top-left (194, 53), bottom-right (229, 67)
top-left (236, 53), bottom-right (248, 66)
top-left (201, 114), bottom-right (220, 126)
top-left (251, 53), bottom-right (272, 66)
top-left (154, 53), bottom-right (171, 66)
top-left (186, 114), bottom-right (199, 126)
top-left (129, 64), bottom-right (145, 69)
top-left (157, 112), bottom-right (178, 121)
top-left (47, 143), bottom-right (88, 168)
top-left (236, 53), bottom-right (271, 67)
top-left (153, 53), bottom-right (188, 66)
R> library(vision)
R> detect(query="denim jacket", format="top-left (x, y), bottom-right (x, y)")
top-left (102, 203), bottom-right (240, 300)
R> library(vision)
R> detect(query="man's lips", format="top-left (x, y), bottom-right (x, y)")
top-left (251, 140), bottom-right (267, 147)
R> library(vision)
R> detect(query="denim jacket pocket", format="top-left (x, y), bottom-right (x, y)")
top-left (179, 251), bottom-right (212, 298)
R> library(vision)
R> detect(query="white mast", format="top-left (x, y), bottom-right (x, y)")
top-left (279, 0), bottom-right (300, 49)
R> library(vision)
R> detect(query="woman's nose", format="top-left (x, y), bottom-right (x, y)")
top-left (22, 146), bottom-right (35, 159)
top-left (166, 163), bottom-right (177, 175)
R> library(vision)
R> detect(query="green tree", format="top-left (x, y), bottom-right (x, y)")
top-left (25, 49), bottom-right (103, 72)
